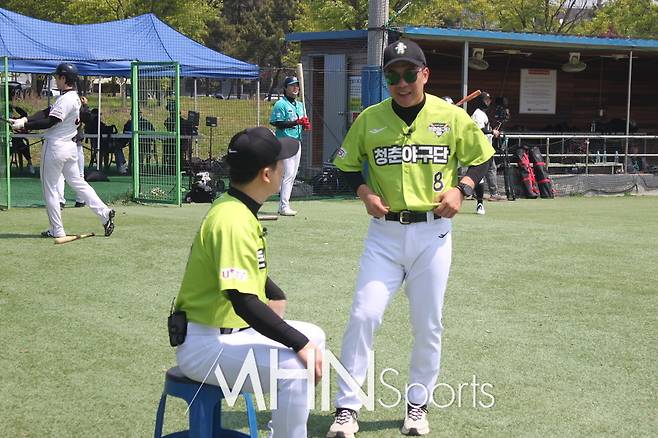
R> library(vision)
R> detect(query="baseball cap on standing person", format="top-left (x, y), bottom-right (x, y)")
top-left (383, 39), bottom-right (427, 70)
top-left (226, 126), bottom-right (299, 177)
top-left (283, 76), bottom-right (299, 88)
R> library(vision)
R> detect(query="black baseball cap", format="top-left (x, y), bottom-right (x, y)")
top-left (383, 39), bottom-right (427, 70)
top-left (226, 127), bottom-right (299, 173)
top-left (283, 76), bottom-right (299, 87)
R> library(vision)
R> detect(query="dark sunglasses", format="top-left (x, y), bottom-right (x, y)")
top-left (385, 68), bottom-right (422, 86)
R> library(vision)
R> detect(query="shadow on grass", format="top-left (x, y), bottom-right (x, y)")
top-left (0, 233), bottom-right (42, 239)
top-left (221, 411), bottom-right (401, 437)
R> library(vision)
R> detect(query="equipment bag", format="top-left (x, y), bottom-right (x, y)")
top-left (515, 147), bottom-right (539, 198)
top-left (528, 146), bottom-right (554, 198)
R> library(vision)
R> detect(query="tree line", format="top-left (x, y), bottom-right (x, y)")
top-left (1, 0), bottom-right (656, 69)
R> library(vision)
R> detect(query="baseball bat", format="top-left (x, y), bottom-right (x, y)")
top-left (0, 116), bottom-right (12, 124)
top-left (257, 214), bottom-right (278, 221)
top-left (455, 90), bottom-right (481, 106)
top-left (54, 232), bottom-right (95, 245)
top-left (295, 63), bottom-right (307, 117)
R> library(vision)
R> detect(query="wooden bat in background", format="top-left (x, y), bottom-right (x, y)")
top-left (54, 232), bottom-right (95, 245)
top-left (455, 89), bottom-right (481, 106)
top-left (295, 63), bottom-right (307, 117)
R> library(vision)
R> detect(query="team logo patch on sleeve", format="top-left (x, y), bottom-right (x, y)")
top-left (337, 147), bottom-right (346, 158)
top-left (257, 248), bottom-right (266, 269)
top-left (428, 123), bottom-right (450, 138)
top-left (220, 268), bottom-right (249, 281)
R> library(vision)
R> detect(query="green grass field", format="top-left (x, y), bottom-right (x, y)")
top-left (1, 196), bottom-right (656, 437)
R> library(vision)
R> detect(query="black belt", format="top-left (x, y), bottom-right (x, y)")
top-left (384, 210), bottom-right (441, 224)
top-left (219, 327), bottom-right (249, 335)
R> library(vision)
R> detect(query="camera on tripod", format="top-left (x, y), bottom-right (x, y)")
top-left (494, 97), bottom-right (510, 124)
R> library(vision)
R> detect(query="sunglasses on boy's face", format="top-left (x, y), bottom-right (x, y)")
top-left (385, 68), bottom-right (422, 86)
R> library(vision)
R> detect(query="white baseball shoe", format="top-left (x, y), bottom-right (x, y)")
top-left (326, 408), bottom-right (359, 438)
top-left (400, 403), bottom-right (429, 436)
top-left (475, 203), bottom-right (486, 215)
top-left (278, 207), bottom-right (297, 216)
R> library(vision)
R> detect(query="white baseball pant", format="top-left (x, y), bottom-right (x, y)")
top-left (41, 139), bottom-right (112, 237)
top-left (279, 143), bottom-right (301, 212)
top-left (177, 320), bottom-right (325, 438)
top-left (56, 142), bottom-right (86, 204)
top-left (335, 215), bottom-right (452, 410)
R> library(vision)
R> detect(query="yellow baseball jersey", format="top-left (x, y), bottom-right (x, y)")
top-left (334, 94), bottom-right (495, 211)
top-left (176, 193), bottom-right (268, 328)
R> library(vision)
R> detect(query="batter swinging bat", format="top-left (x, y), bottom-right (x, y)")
top-left (295, 63), bottom-right (307, 117)
top-left (455, 90), bottom-right (481, 106)
top-left (54, 232), bottom-right (95, 245)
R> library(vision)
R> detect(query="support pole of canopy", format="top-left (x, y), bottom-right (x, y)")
top-left (96, 77), bottom-right (101, 170)
top-left (256, 80), bottom-right (261, 125)
top-left (194, 79), bottom-right (198, 112)
top-left (624, 50), bottom-right (633, 174)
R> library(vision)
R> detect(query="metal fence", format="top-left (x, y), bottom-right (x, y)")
top-left (503, 134), bottom-right (658, 175)
top-left (4, 65), bottom-right (658, 207)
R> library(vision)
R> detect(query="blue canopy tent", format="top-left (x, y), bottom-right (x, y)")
top-left (0, 8), bottom-right (261, 174)
top-left (0, 8), bottom-right (259, 78)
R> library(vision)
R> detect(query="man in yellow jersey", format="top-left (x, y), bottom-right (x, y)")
top-left (326, 39), bottom-right (494, 437)
top-left (174, 127), bottom-right (325, 438)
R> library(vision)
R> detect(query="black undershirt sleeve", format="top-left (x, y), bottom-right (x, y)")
top-left (227, 290), bottom-right (309, 352)
top-left (27, 108), bottom-right (50, 122)
top-left (265, 277), bottom-right (286, 301)
top-left (25, 116), bottom-right (60, 131)
top-left (339, 170), bottom-right (366, 193)
top-left (271, 120), bottom-right (298, 129)
top-left (463, 157), bottom-right (493, 185)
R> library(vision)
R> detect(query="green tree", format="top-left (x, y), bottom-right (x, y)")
top-left (0, 0), bottom-right (212, 40)
top-left (579, 0), bottom-right (658, 38)
top-left (205, 0), bottom-right (300, 67)
top-left (294, 0), bottom-right (594, 34)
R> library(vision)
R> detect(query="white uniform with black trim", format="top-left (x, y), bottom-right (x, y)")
top-left (41, 90), bottom-right (112, 237)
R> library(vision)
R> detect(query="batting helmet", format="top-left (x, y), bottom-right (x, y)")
top-left (283, 76), bottom-right (299, 88)
top-left (474, 91), bottom-right (492, 110)
top-left (54, 63), bottom-right (79, 84)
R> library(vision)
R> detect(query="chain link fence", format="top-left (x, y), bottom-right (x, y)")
top-left (6, 64), bottom-right (658, 207)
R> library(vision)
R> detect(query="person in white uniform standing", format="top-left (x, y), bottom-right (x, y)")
top-left (9, 63), bottom-right (115, 238)
top-left (56, 95), bottom-right (90, 209)
top-left (470, 91), bottom-right (503, 214)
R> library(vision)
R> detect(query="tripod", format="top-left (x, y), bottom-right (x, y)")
top-left (205, 116), bottom-right (218, 160)
top-left (208, 125), bottom-right (214, 160)
top-left (499, 135), bottom-right (516, 201)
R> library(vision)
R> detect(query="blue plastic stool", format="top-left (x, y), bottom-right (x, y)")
top-left (154, 366), bottom-right (259, 438)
